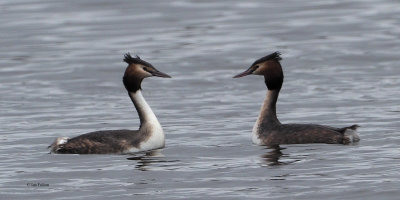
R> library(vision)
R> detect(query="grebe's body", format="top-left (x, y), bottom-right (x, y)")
top-left (234, 52), bottom-right (359, 146)
top-left (49, 54), bottom-right (170, 154)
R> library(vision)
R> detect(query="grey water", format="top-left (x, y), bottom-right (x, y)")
top-left (1, 0), bottom-right (400, 199)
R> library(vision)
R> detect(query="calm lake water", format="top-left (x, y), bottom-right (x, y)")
top-left (1, 0), bottom-right (400, 199)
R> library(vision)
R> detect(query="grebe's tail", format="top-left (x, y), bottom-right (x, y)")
top-left (343, 124), bottom-right (360, 144)
top-left (48, 137), bottom-right (70, 153)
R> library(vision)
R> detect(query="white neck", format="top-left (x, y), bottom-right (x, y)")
top-left (128, 90), bottom-right (165, 152)
top-left (252, 90), bottom-right (281, 144)
top-left (129, 90), bottom-right (162, 130)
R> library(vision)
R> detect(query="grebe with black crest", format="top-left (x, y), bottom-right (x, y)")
top-left (49, 53), bottom-right (171, 154)
top-left (233, 52), bottom-right (360, 146)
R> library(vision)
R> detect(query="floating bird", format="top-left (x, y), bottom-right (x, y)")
top-left (234, 52), bottom-right (359, 146)
top-left (49, 53), bottom-right (171, 154)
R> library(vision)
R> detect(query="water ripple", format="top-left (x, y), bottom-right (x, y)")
top-left (1, 0), bottom-right (400, 199)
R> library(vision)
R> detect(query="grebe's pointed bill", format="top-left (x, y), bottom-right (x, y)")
top-left (150, 70), bottom-right (172, 78)
top-left (233, 65), bottom-right (258, 78)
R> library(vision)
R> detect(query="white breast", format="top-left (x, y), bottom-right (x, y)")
top-left (127, 90), bottom-right (165, 153)
top-left (129, 126), bottom-right (165, 153)
top-left (252, 120), bottom-right (262, 145)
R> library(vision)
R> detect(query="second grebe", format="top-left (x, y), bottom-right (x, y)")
top-left (49, 53), bottom-right (171, 154)
top-left (234, 52), bottom-right (360, 146)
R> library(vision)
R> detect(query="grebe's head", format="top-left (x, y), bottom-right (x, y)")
top-left (123, 53), bottom-right (171, 92)
top-left (233, 52), bottom-right (284, 90)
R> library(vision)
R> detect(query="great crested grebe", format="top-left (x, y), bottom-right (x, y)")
top-left (234, 52), bottom-right (360, 146)
top-left (49, 53), bottom-right (171, 154)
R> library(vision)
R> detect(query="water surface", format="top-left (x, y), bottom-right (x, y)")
top-left (1, 0), bottom-right (400, 199)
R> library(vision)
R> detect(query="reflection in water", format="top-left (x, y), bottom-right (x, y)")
top-left (261, 146), bottom-right (301, 166)
top-left (126, 149), bottom-right (178, 171)
top-left (262, 146), bottom-right (284, 166)
top-left (2, 0), bottom-right (399, 198)
top-left (126, 150), bottom-right (164, 171)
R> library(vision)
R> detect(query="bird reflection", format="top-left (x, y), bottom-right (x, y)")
top-left (126, 149), bottom-right (179, 171)
top-left (126, 149), bottom-right (164, 171)
top-left (261, 145), bottom-right (303, 166)
top-left (261, 145), bottom-right (285, 166)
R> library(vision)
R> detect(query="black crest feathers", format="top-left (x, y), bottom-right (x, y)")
top-left (251, 51), bottom-right (282, 66)
top-left (123, 53), bottom-right (153, 68)
top-left (124, 53), bottom-right (140, 64)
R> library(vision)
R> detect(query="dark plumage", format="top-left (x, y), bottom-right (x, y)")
top-left (50, 53), bottom-right (170, 154)
top-left (259, 124), bottom-right (360, 145)
top-left (55, 130), bottom-right (149, 154)
top-left (124, 53), bottom-right (154, 68)
top-left (123, 75), bottom-right (143, 92)
top-left (234, 52), bottom-right (360, 146)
